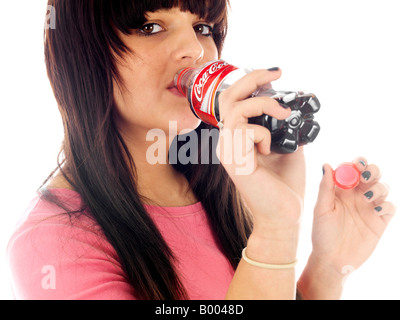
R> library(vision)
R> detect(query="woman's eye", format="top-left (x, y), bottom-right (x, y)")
top-left (139, 23), bottom-right (164, 36)
top-left (194, 24), bottom-right (214, 36)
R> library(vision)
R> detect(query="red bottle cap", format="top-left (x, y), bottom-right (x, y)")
top-left (334, 163), bottom-right (361, 190)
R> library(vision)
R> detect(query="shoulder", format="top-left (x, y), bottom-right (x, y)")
top-left (7, 189), bottom-right (136, 300)
top-left (8, 189), bottom-right (103, 254)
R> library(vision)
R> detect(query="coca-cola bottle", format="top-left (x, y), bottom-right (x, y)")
top-left (174, 60), bottom-right (321, 154)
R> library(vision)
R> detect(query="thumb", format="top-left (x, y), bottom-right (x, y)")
top-left (314, 164), bottom-right (336, 215)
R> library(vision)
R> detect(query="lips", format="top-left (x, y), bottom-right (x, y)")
top-left (167, 80), bottom-right (185, 97)
top-left (168, 87), bottom-right (184, 97)
top-left (168, 80), bottom-right (176, 89)
top-left (167, 81), bottom-right (176, 90)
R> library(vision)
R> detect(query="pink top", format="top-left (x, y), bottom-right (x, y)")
top-left (7, 189), bottom-right (235, 300)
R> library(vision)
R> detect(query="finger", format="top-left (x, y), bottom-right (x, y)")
top-left (217, 124), bottom-right (271, 169)
top-left (231, 123), bottom-right (272, 157)
top-left (220, 69), bottom-right (282, 104)
top-left (234, 96), bottom-right (291, 122)
top-left (362, 182), bottom-right (390, 204)
top-left (237, 123), bottom-right (272, 156)
top-left (374, 201), bottom-right (396, 223)
top-left (314, 164), bottom-right (336, 215)
top-left (352, 157), bottom-right (383, 191)
top-left (359, 164), bottom-right (382, 185)
top-left (352, 157), bottom-right (368, 172)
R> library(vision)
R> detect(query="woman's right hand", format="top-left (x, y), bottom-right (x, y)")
top-left (216, 69), bottom-right (305, 258)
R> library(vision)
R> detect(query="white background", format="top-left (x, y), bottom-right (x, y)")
top-left (0, 0), bottom-right (399, 299)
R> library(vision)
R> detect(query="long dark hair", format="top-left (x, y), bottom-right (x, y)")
top-left (43, 0), bottom-right (252, 300)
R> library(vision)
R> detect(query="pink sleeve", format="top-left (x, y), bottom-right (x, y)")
top-left (7, 201), bottom-right (137, 300)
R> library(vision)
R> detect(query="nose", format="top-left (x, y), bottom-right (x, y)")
top-left (172, 29), bottom-right (205, 64)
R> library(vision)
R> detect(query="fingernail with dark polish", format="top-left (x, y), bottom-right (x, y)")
top-left (267, 67), bottom-right (280, 72)
top-left (322, 166), bottom-right (326, 176)
top-left (359, 160), bottom-right (366, 167)
top-left (375, 206), bottom-right (383, 213)
top-left (362, 171), bottom-right (371, 181)
top-left (364, 191), bottom-right (374, 200)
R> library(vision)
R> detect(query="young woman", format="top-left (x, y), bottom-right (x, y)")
top-left (7, 0), bottom-right (395, 300)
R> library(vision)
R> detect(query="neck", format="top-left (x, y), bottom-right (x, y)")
top-left (121, 126), bottom-right (198, 207)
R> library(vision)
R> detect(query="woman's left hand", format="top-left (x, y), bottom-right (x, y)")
top-left (310, 157), bottom-right (396, 274)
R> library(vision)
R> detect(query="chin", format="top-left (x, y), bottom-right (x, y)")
top-left (167, 116), bottom-right (202, 136)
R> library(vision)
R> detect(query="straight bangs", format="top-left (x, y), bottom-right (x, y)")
top-left (106, 0), bottom-right (229, 59)
top-left (110, 0), bottom-right (228, 32)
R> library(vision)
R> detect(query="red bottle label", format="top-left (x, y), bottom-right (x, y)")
top-left (188, 60), bottom-right (238, 127)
